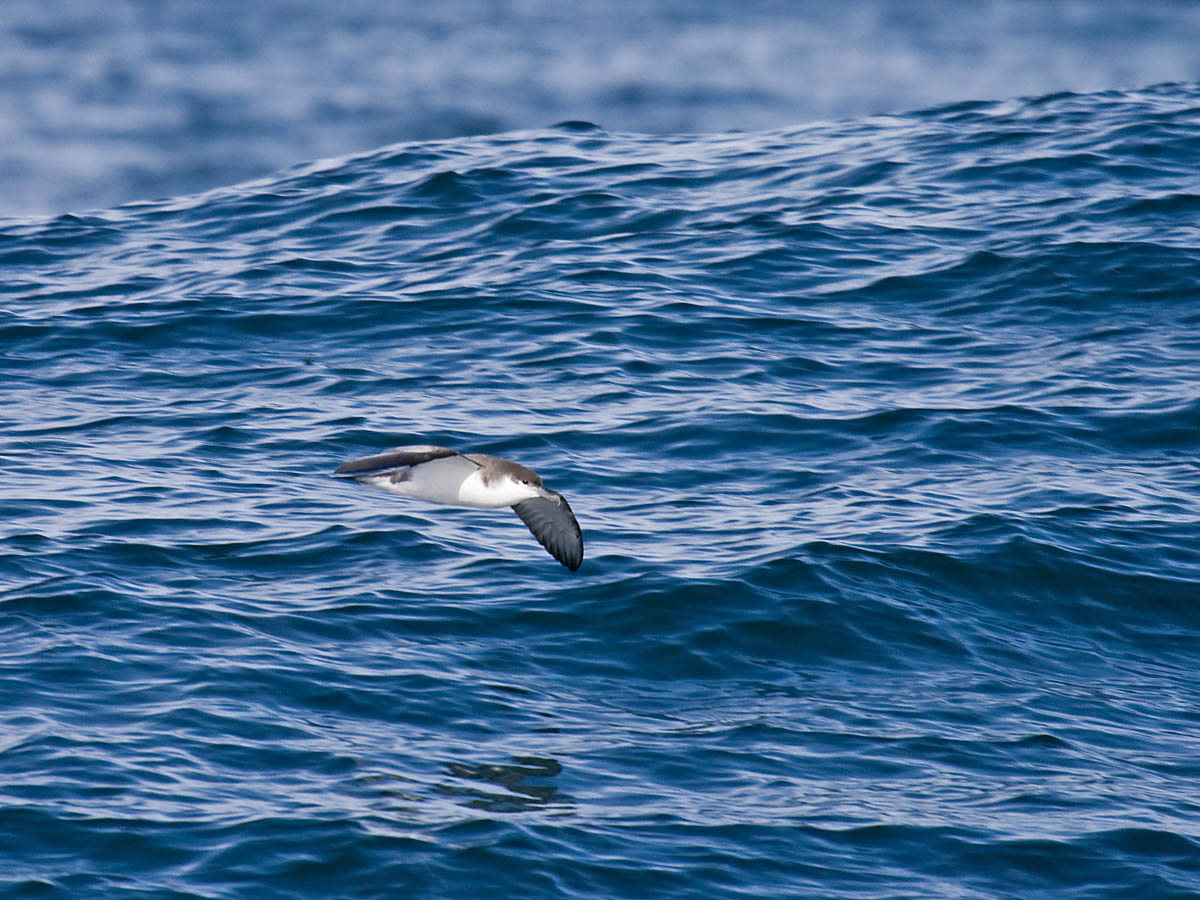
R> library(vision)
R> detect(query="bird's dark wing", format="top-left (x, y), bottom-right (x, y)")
top-left (512, 491), bottom-right (584, 571)
top-left (334, 445), bottom-right (463, 476)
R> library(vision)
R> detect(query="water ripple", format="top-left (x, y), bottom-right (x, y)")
top-left (3, 83), bottom-right (1200, 898)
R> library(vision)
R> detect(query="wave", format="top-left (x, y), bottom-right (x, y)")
top-left (3, 82), bottom-right (1200, 899)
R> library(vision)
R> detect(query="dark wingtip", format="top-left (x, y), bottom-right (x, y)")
top-left (553, 552), bottom-right (583, 572)
top-left (334, 446), bottom-right (458, 476)
top-left (537, 525), bottom-right (583, 572)
top-left (334, 455), bottom-right (380, 475)
top-left (558, 542), bottom-right (584, 572)
top-left (512, 493), bottom-right (584, 572)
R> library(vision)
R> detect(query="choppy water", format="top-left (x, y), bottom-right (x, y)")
top-left (4, 82), bottom-right (1200, 898)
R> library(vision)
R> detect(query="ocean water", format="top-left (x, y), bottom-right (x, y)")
top-left (5, 0), bottom-right (1200, 217)
top-left (4, 80), bottom-right (1200, 898)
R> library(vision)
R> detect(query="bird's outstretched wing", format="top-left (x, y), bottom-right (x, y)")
top-left (512, 491), bottom-right (584, 571)
top-left (335, 445), bottom-right (464, 477)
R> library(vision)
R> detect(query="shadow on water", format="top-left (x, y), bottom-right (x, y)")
top-left (436, 756), bottom-right (567, 813)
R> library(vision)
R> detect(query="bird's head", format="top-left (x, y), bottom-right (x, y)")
top-left (484, 458), bottom-right (550, 503)
top-left (508, 469), bottom-right (554, 502)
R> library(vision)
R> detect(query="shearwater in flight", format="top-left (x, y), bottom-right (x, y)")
top-left (334, 445), bottom-right (584, 571)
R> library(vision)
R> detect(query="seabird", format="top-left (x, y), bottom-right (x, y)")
top-left (334, 445), bottom-right (584, 571)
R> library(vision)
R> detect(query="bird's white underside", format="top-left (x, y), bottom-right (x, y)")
top-left (360, 455), bottom-right (541, 508)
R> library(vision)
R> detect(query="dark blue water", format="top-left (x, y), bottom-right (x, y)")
top-left (4, 81), bottom-right (1200, 898)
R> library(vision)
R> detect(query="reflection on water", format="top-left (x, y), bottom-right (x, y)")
top-left (438, 756), bottom-right (566, 812)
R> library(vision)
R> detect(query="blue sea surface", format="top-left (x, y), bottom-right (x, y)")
top-left (3, 81), bottom-right (1200, 898)
top-left (4, 0), bottom-right (1200, 217)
